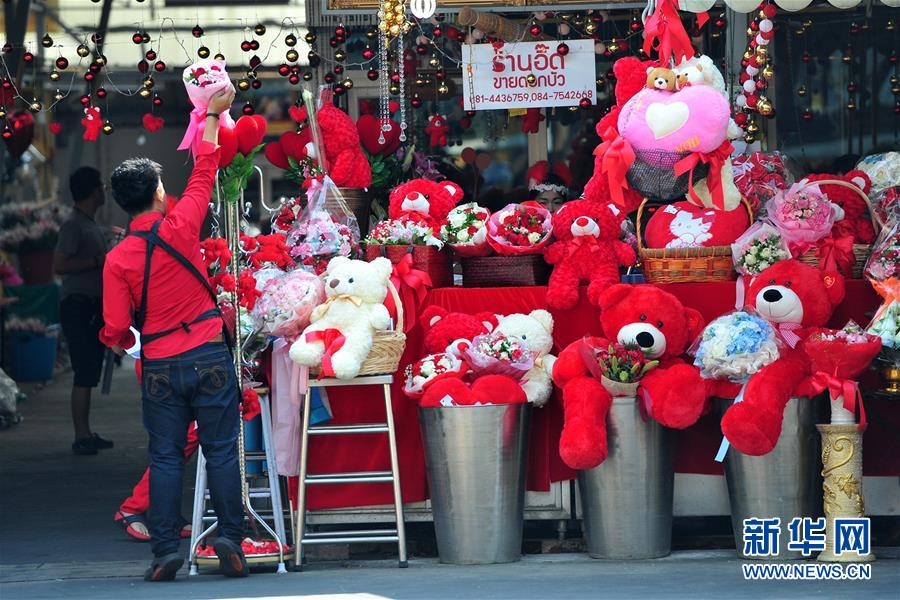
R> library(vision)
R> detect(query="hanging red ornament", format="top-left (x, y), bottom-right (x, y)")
top-left (746, 94), bottom-right (759, 108)
top-left (630, 17), bottom-right (642, 32)
top-left (801, 52), bottom-right (811, 64)
top-left (56, 56), bottom-right (68, 69)
top-left (96, 87), bottom-right (107, 98)
top-left (145, 49), bottom-right (156, 60)
top-left (433, 26), bottom-right (442, 37)
top-left (762, 4), bottom-right (777, 19)
top-left (249, 55), bottom-right (262, 69)
top-left (889, 51), bottom-right (898, 65)
top-left (411, 94), bottom-right (423, 109)
top-left (192, 25), bottom-right (204, 38)
top-left (363, 47), bottom-right (375, 60)
top-left (153, 94), bottom-right (163, 106)
top-left (84, 72), bottom-right (95, 82)
top-left (335, 25), bottom-right (346, 37)
top-left (334, 64), bottom-right (344, 74)
top-left (22, 51), bottom-right (33, 63)
top-left (416, 44), bottom-right (427, 55)
top-left (579, 97), bottom-right (592, 108)
top-left (329, 37), bottom-right (339, 48)
top-left (847, 81), bottom-right (857, 93)
top-left (715, 16), bottom-right (727, 29)
top-left (367, 69), bottom-right (378, 81)
top-left (132, 32), bottom-right (143, 44)
top-left (251, 79), bottom-right (262, 90)
top-left (278, 64), bottom-right (290, 76)
top-left (529, 22), bottom-right (542, 37)
top-left (756, 80), bottom-right (768, 90)
top-left (289, 73), bottom-right (300, 85)
top-left (154, 60), bottom-right (166, 72)
top-left (138, 60), bottom-right (149, 73)
top-left (391, 72), bottom-right (401, 83)
top-left (1, 125), bottom-right (11, 140)
top-left (849, 22), bottom-right (860, 35)
top-left (241, 40), bottom-right (252, 52)
top-left (242, 102), bottom-right (254, 116)
top-left (80, 94), bottom-right (91, 105)
top-left (435, 68), bottom-right (446, 80)
top-left (734, 113), bottom-right (748, 126)
top-left (324, 72), bottom-right (335, 84)
top-left (605, 68), bottom-right (615, 80)
top-left (250, 40), bottom-right (260, 51)
top-left (333, 84), bottom-right (346, 96)
top-left (89, 62), bottom-right (101, 73)
top-left (557, 43), bottom-right (569, 56)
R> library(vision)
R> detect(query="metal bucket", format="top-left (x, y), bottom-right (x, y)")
top-left (577, 396), bottom-right (674, 559)
top-left (717, 396), bottom-right (823, 560)
top-left (419, 403), bottom-right (532, 565)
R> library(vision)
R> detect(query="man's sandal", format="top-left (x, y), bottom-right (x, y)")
top-left (114, 511), bottom-right (151, 542)
top-left (143, 553), bottom-right (183, 582)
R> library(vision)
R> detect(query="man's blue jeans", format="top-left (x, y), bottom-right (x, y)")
top-left (141, 342), bottom-right (243, 557)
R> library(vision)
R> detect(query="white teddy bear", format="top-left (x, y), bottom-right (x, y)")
top-left (493, 310), bottom-right (557, 407)
top-left (289, 256), bottom-right (394, 380)
top-left (674, 54), bottom-right (742, 141)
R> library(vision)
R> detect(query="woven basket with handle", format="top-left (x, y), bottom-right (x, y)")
top-left (637, 197), bottom-right (753, 284)
top-left (309, 279), bottom-right (406, 378)
top-left (793, 179), bottom-right (883, 279)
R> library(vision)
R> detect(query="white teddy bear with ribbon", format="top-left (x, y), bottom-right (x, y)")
top-left (493, 310), bottom-right (557, 406)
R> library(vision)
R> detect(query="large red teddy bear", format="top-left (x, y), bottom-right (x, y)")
top-left (582, 57), bottom-right (651, 213)
top-left (544, 198), bottom-right (636, 310)
top-left (552, 284), bottom-right (712, 469)
top-left (419, 305), bottom-right (497, 355)
top-left (801, 171), bottom-right (875, 244)
top-left (720, 260), bottom-right (845, 456)
top-left (388, 179), bottom-right (464, 229)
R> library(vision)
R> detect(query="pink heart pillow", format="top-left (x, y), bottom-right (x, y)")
top-left (618, 86), bottom-right (729, 155)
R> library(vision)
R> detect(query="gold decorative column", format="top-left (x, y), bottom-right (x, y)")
top-left (816, 424), bottom-right (874, 563)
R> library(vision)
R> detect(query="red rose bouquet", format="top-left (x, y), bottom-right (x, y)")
top-left (463, 331), bottom-right (534, 380)
top-left (486, 203), bottom-right (552, 255)
top-left (579, 339), bottom-right (659, 397)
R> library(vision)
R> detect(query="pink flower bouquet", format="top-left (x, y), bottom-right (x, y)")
top-left (766, 182), bottom-right (842, 247)
top-left (286, 212), bottom-right (358, 275)
top-left (463, 331), bottom-right (534, 380)
top-left (252, 269), bottom-right (326, 340)
top-left (178, 59), bottom-right (236, 158)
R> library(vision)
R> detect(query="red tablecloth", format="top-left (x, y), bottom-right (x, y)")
top-left (298, 281), bottom-right (898, 510)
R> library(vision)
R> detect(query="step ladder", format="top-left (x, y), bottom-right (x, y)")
top-left (293, 374), bottom-right (407, 570)
top-left (188, 390), bottom-right (291, 575)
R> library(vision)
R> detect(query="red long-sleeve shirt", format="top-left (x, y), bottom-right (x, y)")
top-left (100, 142), bottom-right (222, 359)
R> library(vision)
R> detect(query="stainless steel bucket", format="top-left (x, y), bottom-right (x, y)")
top-left (717, 396), bottom-right (823, 560)
top-left (578, 396), bottom-right (674, 559)
top-left (419, 403), bottom-right (532, 565)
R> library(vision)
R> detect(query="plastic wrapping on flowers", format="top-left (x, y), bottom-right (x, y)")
top-left (463, 332), bottom-right (534, 380)
top-left (765, 182), bottom-right (842, 247)
top-left (439, 202), bottom-right (492, 256)
top-left (731, 221), bottom-right (792, 276)
top-left (690, 309), bottom-right (781, 382)
top-left (855, 151), bottom-right (900, 194)
top-left (403, 352), bottom-right (469, 398)
top-left (864, 221), bottom-right (899, 355)
top-left (286, 178), bottom-right (360, 275)
top-left (252, 268), bottom-right (326, 340)
top-left (801, 322), bottom-right (883, 380)
top-left (486, 203), bottom-right (552, 256)
top-left (872, 186), bottom-right (900, 230)
top-left (731, 151), bottom-right (795, 214)
top-left (364, 216), bottom-right (443, 248)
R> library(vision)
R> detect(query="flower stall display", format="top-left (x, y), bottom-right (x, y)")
top-left (177, 59), bottom-right (236, 159)
top-left (731, 222), bottom-right (791, 276)
top-left (403, 352), bottom-right (469, 399)
top-left (463, 331), bottom-right (534, 380)
top-left (487, 203), bottom-right (552, 256)
top-left (439, 203), bottom-right (491, 256)
top-left (796, 322), bottom-right (882, 425)
top-left (0, 201), bottom-right (67, 254)
top-left (766, 182), bottom-right (843, 250)
top-left (364, 216), bottom-right (452, 289)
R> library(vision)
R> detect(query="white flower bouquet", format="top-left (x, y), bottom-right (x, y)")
top-left (403, 352), bottom-right (469, 398)
top-left (691, 309), bottom-right (781, 382)
top-left (365, 216), bottom-right (443, 248)
top-left (731, 221), bottom-right (791, 276)
top-left (439, 203), bottom-right (491, 256)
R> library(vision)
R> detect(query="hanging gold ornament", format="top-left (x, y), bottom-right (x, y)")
top-left (102, 120), bottom-right (114, 135)
top-left (334, 49), bottom-right (346, 62)
top-left (747, 122), bottom-right (760, 134)
top-left (49, 70), bottom-right (60, 81)
top-left (29, 98), bottom-right (42, 113)
top-left (429, 54), bottom-right (440, 68)
top-left (238, 79), bottom-right (251, 91)
top-left (77, 43), bottom-right (90, 58)
top-left (526, 73), bottom-right (537, 86)
top-left (887, 19), bottom-right (895, 31)
top-left (757, 99), bottom-right (774, 117)
top-left (756, 46), bottom-right (768, 59)
top-left (438, 82), bottom-right (449, 95)
top-left (762, 64), bottom-right (774, 79)
top-left (797, 85), bottom-right (807, 97)
top-left (139, 88), bottom-right (152, 99)
top-left (342, 78), bottom-right (354, 90)
top-left (585, 22), bottom-right (597, 35)
top-left (846, 100), bottom-right (857, 111)
top-left (389, 82), bottom-right (400, 94)
top-left (743, 50), bottom-right (753, 61)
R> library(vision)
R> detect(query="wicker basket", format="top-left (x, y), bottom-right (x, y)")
top-left (460, 253), bottom-right (550, 287)
top-left (637, 197), bottom-right (753, 284)
top-left (364, 244), bottom-right (453, 288)
top-left (309, 279), bottom-right (406, 378)
top-left (792, 179), bottom-right (884, 279)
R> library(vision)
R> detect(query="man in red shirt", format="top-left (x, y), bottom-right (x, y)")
top-left (101, 87), bottom-right (249, 581)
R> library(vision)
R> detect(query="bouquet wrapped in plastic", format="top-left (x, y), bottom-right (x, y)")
top-left (439, 203), bottom-right (491, 257)
top-left (872, 186), bottom-right (899, 226)
top-left (364, 217), bottom-right (442, 248)
top-left (286, 178), bottom-right (360, 275)
top-left (865, 221), bottom-right (899, 363)
top-left (252, 269), bottom-right (326, 340)
top-left (766, 182), bottom-right (843, 250)
top-left (731, 151), bottom-right (793, 213)
top-left (486, 203), bottom-right (552, 256)
top-left (579, 338), bottom-right (659, 397)
top-left (463, 331), bottom-right (534, 380)
top-left (177, 59), bottom-right (236, 158)
top-left (796, 322), bottom-right (882, 426)
top-left (403, 352), bottom-right (469, 399)
top-left (856, 151), bottom-right (900, 194)
top-left (692, 310), bottom-right (781, 383)
top-left (731, 222), bottom-right (791, 276)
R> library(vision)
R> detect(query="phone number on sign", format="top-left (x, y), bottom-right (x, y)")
top-left (473, 90), bottom-right (593, 104)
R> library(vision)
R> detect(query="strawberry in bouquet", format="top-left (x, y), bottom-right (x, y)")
top-left (462, 331), bottom-right (534, 380)
top-left (439, 202), bottom-right (491, 256)
top-left (486, 203), bottom-right (552, 255)
top-left (796, 322), bottom-right (882, 426)
top-left (403, 352), bottom-right (469, 399)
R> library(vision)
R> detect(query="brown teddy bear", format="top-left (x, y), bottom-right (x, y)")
top-left (645, 67), bottom-right (676, 92)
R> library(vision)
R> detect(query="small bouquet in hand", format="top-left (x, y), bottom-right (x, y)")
top-left (580, 339), bottom-right (659, 397)
top-left (732, 222), bottom-right (791, 275)
top-left (463, 331), bottom-right (534, 380)
top-left (766, 182), bottom-right (842, 249)
top-left (178, 59), bottom-right (236, 158)
top-left (403, 352), bottom-right (469, 399)
top-left (487, 203), bottom-right (552, 255)
top-left (692, 310), bottom-right (781, 383)
top-left (365, 217), bottom-right (443, 248)
top-left (440, 203), bottom-right (491, 256)
top-left (797, 322), bottom-right (882, 425)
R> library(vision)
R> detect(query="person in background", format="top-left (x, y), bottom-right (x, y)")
top-left (100, 86), bottom-right (248, 582)
top-left (55, 167), bottom-right (113, 456)
top-left (526, 160), bottom-right (572, 212)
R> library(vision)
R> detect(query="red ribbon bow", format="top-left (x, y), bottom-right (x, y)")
top-left (595, 127), bottom-right (636, 209)
top-left (776, 322), bottom-right (803, 348)
top-left (816, 234), bottom-right (855, 276)
top-left (675, 141), bottom-right (734, 210)
top-left (803, 372), bottom-right (867, 430)
top-left (305, 328), bottom-right (346, 379)
top-left (386, 253), bottom-right (432, 333)
top-left (642, 0), bottom-right (696, 64)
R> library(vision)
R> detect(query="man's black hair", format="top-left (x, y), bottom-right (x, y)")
top-left (110, 157), bottom-right (163, 215)
top-left (68, 166), bottom-right (103, 204)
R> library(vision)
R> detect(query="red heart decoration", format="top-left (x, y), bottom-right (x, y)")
top-left (141, 113), bottom-right (164, 133)
top-left (5, 111), bottom-right (34, 159)
top-left (234, 115), bottom-right (264, 155)
top-left (264, 141), bottom-right (289, 169)
top-left (48, 122), bottom-right (62, 135)
top-left (357, 114), bottom-right (400, 156)
top-left (251, 114), bottom-right (267, 138)
top-left (288, 105), bottom-right (306, 124)
top-left (218, 126), bottom-right (239, 168)
top-left (278, 130), bottom-right (309, 162)
top-left (388, 101), bottom-right (400, 114)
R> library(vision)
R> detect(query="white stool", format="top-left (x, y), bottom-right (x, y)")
top-left (293, 374), bottom-right (408, 570)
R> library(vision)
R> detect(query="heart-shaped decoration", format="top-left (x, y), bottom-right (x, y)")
top-left (264, 142), bottom-right (289, 169)
top-left (278, 130), bottom-right (311, 162)
top-left (235, 114), bottom-right (266, 155)
top-left (48, 122), bottom-right (62, 135)
top-left (645, 101), bottom-right (689, 140)
top-left (142, 113), bottom-right (164, 133)
top-left (288, 105), bottom-right (306, 124)
top-left (357, 114), bottom-right (400, 156)
top-left (218, 126), bottom-right (239, 168)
